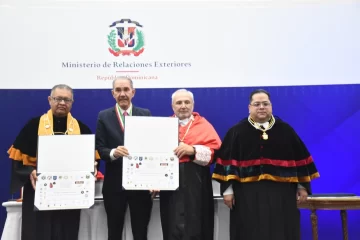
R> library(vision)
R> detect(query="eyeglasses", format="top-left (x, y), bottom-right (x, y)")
top-left (51, 97), bottom-right (73, 104)
top-left (250, 102), bottom-right (271, 107)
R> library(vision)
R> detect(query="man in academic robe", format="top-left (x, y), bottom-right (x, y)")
top-left (7, 84), bottom-right (100, 240)
top-left (212, 89), bottom-right (320, 240)
top-left (158, 89), bottom-right (222, 240)
top-left (95, 76), bottom-right (153, 240)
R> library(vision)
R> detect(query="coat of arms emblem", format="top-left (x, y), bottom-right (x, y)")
top-left (107, 19), bottom-right (145, 57)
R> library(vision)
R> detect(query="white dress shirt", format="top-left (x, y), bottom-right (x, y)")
top-left (110, 104), bottom-right (132, 161)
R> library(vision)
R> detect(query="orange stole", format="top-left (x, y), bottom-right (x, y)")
top-left (8, 110), bottom-right (101, 167)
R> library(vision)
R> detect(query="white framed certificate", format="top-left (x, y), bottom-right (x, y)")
top-left (122, 116), bottom-right (179, 190)
top-left (34, 135), bottom-right (95, 211)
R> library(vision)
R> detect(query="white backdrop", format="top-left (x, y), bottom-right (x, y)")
top-left (0, 0), bottom-right (359, 89)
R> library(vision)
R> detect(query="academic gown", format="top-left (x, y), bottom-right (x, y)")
top-left (160, 113), bottom-right (221, 240)
top-left (8, 115), bottom-right (96, 240)
top-left (212, 116), bottom-right (320, 240)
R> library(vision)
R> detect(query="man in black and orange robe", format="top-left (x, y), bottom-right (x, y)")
top-left (212, 89), bottom-right (320, 240)
top-left (8, 84), bottom-right (100, 240)
top-left (159, 89), bottom-right (222, 240)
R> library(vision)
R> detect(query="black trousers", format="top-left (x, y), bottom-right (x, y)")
top-left (103, 190), bottom-right (153, 240)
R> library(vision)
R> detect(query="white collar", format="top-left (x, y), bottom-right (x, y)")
top-left (178, 115), bottom-right (194, 126)
top-left (257, 121), bottom-right (269, 128)
top-left (119, 104), bottom-right (132, 115)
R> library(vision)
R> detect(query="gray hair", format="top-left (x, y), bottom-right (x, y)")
top-left (171, 89), bottom-right (194, 103)
top-left (112, 76), bottom-right (134, 89)
top-left (50, 84), bottom-right (74, 99)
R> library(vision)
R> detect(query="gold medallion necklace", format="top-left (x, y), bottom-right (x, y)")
top-left (178, 116), bottom-right (194, 143)
top-left (43, 113), bottom-right (74, 135)
top-left (248, 115), bottom-right (275, 140)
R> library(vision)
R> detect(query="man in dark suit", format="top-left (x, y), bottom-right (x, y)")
top-left (96, 76), bottom-right (153, 240)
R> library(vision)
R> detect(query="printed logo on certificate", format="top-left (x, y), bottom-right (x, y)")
top-left (123, 154), bottom-right (179, 190)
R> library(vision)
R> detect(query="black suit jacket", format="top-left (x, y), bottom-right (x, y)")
top-left (96, 105), bottom-right (151, 194)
